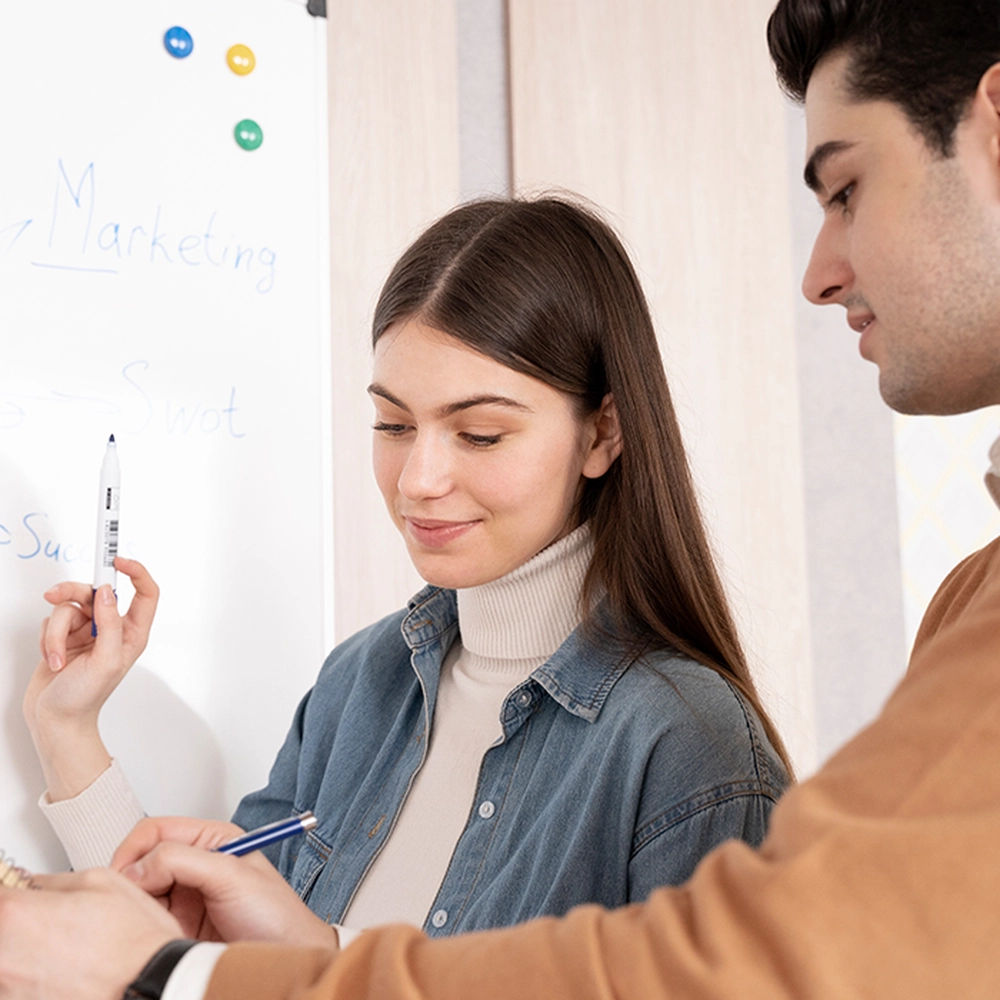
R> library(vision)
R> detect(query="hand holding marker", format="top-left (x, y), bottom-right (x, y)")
top-left (92, 435), bottom-right (120, 636)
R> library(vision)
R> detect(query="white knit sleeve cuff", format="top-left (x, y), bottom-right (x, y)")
top-left (162, 943), bottom-right (228, 1000)
top-left (38, 758), bottom-right (146, 870)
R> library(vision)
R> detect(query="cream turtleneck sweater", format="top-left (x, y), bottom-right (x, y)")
top-left (341, 524), bottom-right (593, 931)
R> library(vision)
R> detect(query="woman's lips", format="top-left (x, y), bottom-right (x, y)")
top-left (405, 517), bottom-right (480, 548)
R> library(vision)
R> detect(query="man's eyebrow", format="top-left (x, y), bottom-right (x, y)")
top-left (803, 140), bottom-right (856, 193)
top-left (367, 384), bottom-right (531, 417)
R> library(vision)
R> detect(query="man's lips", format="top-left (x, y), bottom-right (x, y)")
top-left (848, 311), bottom-right (877, 359)
top-left (847, 311), bottom-right (876, 334)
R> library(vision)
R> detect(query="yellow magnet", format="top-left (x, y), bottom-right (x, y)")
top-left (227, 44), bottom-right (256, 76)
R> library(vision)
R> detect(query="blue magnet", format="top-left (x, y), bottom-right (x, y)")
top-left (164, 26), bottom-right (194, 59)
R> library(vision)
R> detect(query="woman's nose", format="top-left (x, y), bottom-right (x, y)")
top-left (397, 431), bottom-right (453, 501)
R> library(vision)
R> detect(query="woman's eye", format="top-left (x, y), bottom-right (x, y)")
top-left (372, 421), bottom-right (409, 436)
top-left (462, 433), bottom-right (502, 448)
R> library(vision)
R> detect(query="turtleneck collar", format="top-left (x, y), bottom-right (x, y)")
top-left (455, 523), bottom-right (593, 662)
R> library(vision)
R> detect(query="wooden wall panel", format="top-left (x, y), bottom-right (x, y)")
top-left (326, 1), bottom-right (461, 639)
top-left (509, 0), bottom-right (816, 769)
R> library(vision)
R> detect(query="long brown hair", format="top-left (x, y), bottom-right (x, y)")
top-left (373, 196), bottom-right (791, 772)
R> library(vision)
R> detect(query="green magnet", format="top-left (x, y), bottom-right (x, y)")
top-left (234, 119), bottom-right (263, 151)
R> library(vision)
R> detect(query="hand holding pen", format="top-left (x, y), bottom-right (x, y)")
top-left (111, 815), bottom-right (337, 948)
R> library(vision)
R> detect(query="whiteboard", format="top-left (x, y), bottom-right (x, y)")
top-left (0, 0), bottom-right (332, 872)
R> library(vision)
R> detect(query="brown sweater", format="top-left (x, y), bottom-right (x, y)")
top-left (206, 537), bottom-right (1000, 1000)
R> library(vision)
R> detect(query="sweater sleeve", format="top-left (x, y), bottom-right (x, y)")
top-left (38, 758), bottom-right (145, 870)
top-left (203, 539), bottom-right (1000, 1000)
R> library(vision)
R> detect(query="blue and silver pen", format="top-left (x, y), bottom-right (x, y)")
top-left (214, 811), bottom-right (318, 857)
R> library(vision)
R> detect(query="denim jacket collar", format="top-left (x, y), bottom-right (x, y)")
top-left (401, 584), bottom-right (634, 725)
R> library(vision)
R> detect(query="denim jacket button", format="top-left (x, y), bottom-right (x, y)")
top-left (431, 909), bottom-right (448, 928)
top-left (478, 800), bottom-right (495, 819)
top-left (516, 690), bottom-right (532, 708)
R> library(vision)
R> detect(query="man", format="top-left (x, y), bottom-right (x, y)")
top-left (3, 0), bottom-right (1000, 996)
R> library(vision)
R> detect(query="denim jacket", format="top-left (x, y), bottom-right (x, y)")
top-left (233, 585), bottom-right (788, 937)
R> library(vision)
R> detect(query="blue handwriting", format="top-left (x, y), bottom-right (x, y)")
top-left (1, 360), bottom-right (246, 438)
top-left (0, 512), bottom-right (87, 565)
top-left (2, 160), bottom-right (277, 294)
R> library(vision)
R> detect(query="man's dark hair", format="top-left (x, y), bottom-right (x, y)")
top-left (767, 0), bottom-right (1000, 155)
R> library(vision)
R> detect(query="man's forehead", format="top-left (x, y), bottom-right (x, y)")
top-left (804, 51), bottom-right (857, 150)
top-left (802, 51), bottom-right (916, 189)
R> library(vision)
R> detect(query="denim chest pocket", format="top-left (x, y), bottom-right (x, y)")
top-left (286, 828), bottom-right (332, 901)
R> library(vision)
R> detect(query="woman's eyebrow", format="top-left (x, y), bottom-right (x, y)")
top-left (439, 394), bottom-right (531, 417)
top-left (368, 384), bottom-right (531, 417)
top-left (368, 383), bottom-right (409, 411)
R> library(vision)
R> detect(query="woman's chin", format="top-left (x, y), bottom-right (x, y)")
top-left (411, 552), bottom-right (503, 591)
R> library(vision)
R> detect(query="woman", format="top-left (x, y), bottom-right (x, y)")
top-left (27, 196), bottom-right (790, 945)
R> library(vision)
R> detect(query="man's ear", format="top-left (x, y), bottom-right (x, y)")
top-left (974, 63), bottom-right (1000, 170)
top-left (581, 393), bottom-right (623, 479)
top-left (979, 62), bottom-right (1000, 117)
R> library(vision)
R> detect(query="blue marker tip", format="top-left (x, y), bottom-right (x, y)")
top-left (109, 433), bottom-right (115, 443)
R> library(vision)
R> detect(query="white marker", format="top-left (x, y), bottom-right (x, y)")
top-left (92, 434), bottom-right (121, 635)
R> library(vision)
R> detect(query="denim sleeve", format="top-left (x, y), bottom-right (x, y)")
top-left (230, 685), bottom-right (314, 867)
top-left (627, 787), bottom-right (779, 900)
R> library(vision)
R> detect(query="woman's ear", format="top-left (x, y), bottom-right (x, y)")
top-left (582, 394), bottom-right (623, 479)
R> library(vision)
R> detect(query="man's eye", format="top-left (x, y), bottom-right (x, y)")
top-left (828, 182), bottom-right (855, 213)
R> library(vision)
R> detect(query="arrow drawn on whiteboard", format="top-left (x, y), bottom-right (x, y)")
top-left (49, 390), bottom-right (120, 413)
top-left (0, 362), bottom-right (244, 438)
top-left (1, 219), bottom-right (32, 254)
top-left (0, 401), bottom-right (26, 430)
top-left (0, 389), bottom-right (117, 429)
top-left (122, 360), bottom-right (152, 433)
top-left (0, 389), bottom-right (117, 413)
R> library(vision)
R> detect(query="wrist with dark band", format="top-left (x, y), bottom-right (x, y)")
top-left (123, 940), bottom-right (199, 1000)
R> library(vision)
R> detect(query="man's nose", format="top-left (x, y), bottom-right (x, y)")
top-left (802, 218), bottom-right (853, 305)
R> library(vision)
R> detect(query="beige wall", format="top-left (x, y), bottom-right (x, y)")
top-left (327, 0), bottom-right (459, 637)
